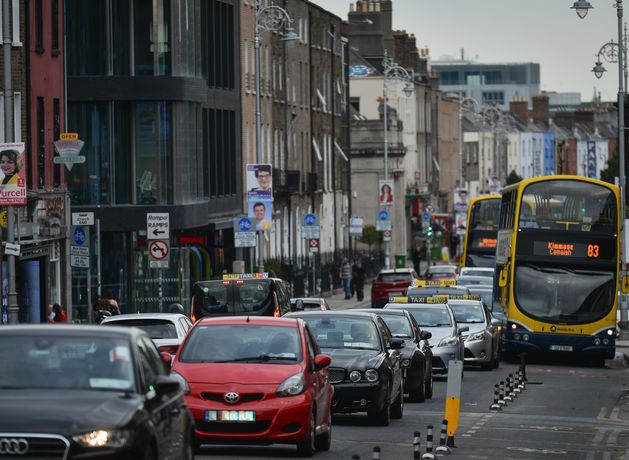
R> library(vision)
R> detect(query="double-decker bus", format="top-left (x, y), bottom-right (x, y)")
top-left (461, 195), bottom-right (501, 268)
top-left (494, 176), bottom-right (623, 364)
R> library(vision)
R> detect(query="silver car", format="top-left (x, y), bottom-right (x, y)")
top-left (459, 267), bottom-right (494, 277)
top-left (447, 299), bottom-right (501, 370)
top-left (456, 275), bottom-right (493, 287)
top-left (101, 313), bottom-right (193, 354)
top-left (384, 302), bottom-right (467, 376)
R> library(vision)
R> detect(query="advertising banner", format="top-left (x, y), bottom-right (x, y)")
top-left (453, 188), bottom-right (469, 213)
top-left (247, 163), bottom-right (273, 202)
top-left (248, 200), bottom-right (273, 231)
top-left (378, 179), bottom-right (394, 206)
top-left (0, 143), bottom-right (27, 206)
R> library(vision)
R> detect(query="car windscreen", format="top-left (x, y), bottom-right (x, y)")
top-left (457, 277), bottom-right (492, 286)
top-left (103, 319), bottom-right (178, 339)
top-left (298, 316), bottom-right (381, 351)
top-left (0, 335), bottom-right (135, 391)
top-left (377, 273), bottom-right (413, 282)
top-left (179, 325), bottom-right (301, 363)
top-left (449, 303), bottom-right (485, 323)
top-left (379, 315), bottom-right (413, 338)
top-left (193, 280), bottom-right (273, 314)
top-left (470, 290), bottom-right (493, 309)
top-left (389, 307), bottom-right (452, 328)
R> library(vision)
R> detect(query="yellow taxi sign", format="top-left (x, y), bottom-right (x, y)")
top-left (222, 272), bottom-right (269, 280)
top-left (443, 294), bottom-right (482, 301)
top-left (415, 279), bottom-right (457, 287)
top-left (388, 295), bottom-right (449, 304)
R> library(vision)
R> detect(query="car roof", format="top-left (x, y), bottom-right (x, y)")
top-left (457, 275), bottom-right (492, 280)
top-left (101, 313), bottom-right (188, 322)
top-left (196, 316), bottom-right (300, 327)
top-left (286, 310), bottom-right (378, 320)
top-left (354, 308), bottom-right (408, 317)
top-left (386, 302), bottom-right (448, 309)
top-left (290, 298), bottom-right (325, 303)
top-left (378, 268), bottom-right (415, 274)
top-left (0, 324), bottom-right (146, 339)
top-left (447, 299), bottom-right (483, 306)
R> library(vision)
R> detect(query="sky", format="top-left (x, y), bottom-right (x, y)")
top-left (311, 0), bottom-right (622, 102)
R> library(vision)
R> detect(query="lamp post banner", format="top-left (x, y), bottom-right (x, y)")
top-left (247, 163), bottom-right (273, 202)
top-left (453, 188), bottom-right (469, 213)
top-left (0, 142), bottom-right (27, 206)
top-left (248, 200), bottom-right (273, 232)
top-left (379, 179), bottom-right (394, 205)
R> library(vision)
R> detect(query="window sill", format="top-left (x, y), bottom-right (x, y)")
top-left (36, 47), bottom-right (45, 54)
top-left (52, 48), bottom-right (60, 57)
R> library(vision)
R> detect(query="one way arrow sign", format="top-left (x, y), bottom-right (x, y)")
top-left (147, 213), bottom-right (170, 240)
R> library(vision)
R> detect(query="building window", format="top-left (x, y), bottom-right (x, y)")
top-left (134, 0), bottom-right (171, 76)
top-left (37, 97), bottom-right (45, 188)
top-left (66, 0), bottom-right (108, 75)
top-left (53, 98), bottom-right (61, 188)
top-left (482, 91), bottom-right (504, 105)
top-left (204, 0), bottom-right (235, 88)
top-left (206, 108), bottom-right (237, 198)
top-left (36, 0), bottom-right (44, 53)
top-left (51, 0), bottom-right (60, 54)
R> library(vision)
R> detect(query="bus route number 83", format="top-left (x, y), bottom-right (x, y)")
top-left (587, 244), bottom-right (599, 258)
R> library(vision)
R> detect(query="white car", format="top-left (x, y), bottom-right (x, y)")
top-left (459, 267), bottom-right (494, 277)
top-left (457, 275), bottom-right (493, 287)
top-left (101, 313), bottom-right (193, 354)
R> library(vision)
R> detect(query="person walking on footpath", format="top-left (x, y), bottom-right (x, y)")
top-left (339, 257), bottom-right (352, 300)
top-left (352, 259), bottom-right (367, 301)
top-left (418, 242), bottom-right (428, 275)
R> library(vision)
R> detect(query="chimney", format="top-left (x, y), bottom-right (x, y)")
top-left (509, 97), bottom-right (529, 125)
top-left (532, 93), bottom-right (549, 127)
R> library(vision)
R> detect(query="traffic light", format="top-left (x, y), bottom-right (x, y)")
top-left (426, 225), bottom-right (433, 239)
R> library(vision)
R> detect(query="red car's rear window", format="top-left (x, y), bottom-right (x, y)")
top-left (377, 273), bottom-right (412, 282)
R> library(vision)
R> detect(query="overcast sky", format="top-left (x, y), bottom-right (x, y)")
top-left (311, 0), bottom-right (621, 102)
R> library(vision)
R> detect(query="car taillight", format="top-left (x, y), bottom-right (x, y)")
top-left (158, 344), bottom-right (180, 355)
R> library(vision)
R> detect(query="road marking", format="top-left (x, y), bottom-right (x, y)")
top-left (592, 428), bottom-right (606, 444)
top-left (507, 446), bottom-right (567, 454)
top-left (597, 407), bottom-right (608, 420)
top-left (610, 407), bottom-right (620, 420)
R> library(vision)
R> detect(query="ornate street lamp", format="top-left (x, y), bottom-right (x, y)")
top-left (571, 0), bottom-right (594, 19)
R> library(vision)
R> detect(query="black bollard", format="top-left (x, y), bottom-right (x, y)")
top-left (498, 380), bottom-right (507, 406)
top-left (435, 419), bottom-right (451, 454)
top-left (422, 425), bottom-right (436, 459)
top-left (372, 446), bottom-right (380, 460)
top-left (509, 373), bottom-right (517, 399)
top-left (490, 384), bottom-right (502, 411)
top-left (352, 456), bottom-right (361, 460)
top-left (519, 352), bottom-right (527, 381)
top-left (504, 375), bottom-right (513, 402)
top-left (413, 431), bottom-right (421, 460)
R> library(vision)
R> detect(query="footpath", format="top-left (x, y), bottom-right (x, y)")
top-left (322, 281), bottom-right (372, 311)
top-left (616, 338), bottom-right (629, 366)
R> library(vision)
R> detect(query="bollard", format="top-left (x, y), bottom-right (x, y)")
top-left (413, 431), bottom-right (421, 460)
top-left (422, 425), bottom-right (436, 459)
top-left (508, 373), bottom-right (517, 399)
top-left (490, 384), bottom-right (502, 411)
top-left (435, 419), bottom-right (451, 454)
top-left (514, 369), bottom-right (522, 394)
top-left (504, 376), bottom-right (513, 402)
top-left (498, 380), bottom-right (507, 406)
top-left (518, 367), bottom-right (526, 390)
top-left (519, 352), bottom-right (527, 381)
top-left (372, 446), bottom-right (381, 460)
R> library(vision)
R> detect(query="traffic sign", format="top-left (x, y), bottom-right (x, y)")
top-left (423, 211), bottom-right (430, 221)
top-left (149, 239), bottom-right (170, 269)
top-left (302, 213), bottom-right (320, 239)
top-left (72, 226), bottom-right (89, 247)
top-left (304, 213), bottom-right (318, 226)
top-left (378, 210), bottom-right (390, 221)
top-left (349, 215), bottom-right (364, 237)
top-left (234, 217), bottom-right (257, 248)
top-left (4, 242), bottom-right (20, 257)
top-left (237, 217), bottom-right (254, 232)
top-left (383, 230), bottom-right (392, 242)
top-left (147, 213), bottom-right (170, 239)
top-left (308, 238), bottom-right (320, 253)
top-left (72, 212), bottom-right (94, 226)
top-left (70, 245), bottom-right (89, 268)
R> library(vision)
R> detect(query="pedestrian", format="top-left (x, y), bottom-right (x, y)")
top-left (103, 290), bottom-right (121, 315)
top-left (52, 304), bottom-right (65, 323)
top-left (352, 260), bottom-right (367, 301)
top-left (339, 257), bottom-right (352, 300)
top-left (411, 246), bottom-right (420, 274)
top-left (418, 241), bottom-right (428, 274)
top-left (46, 305), bottom-right (56, 323)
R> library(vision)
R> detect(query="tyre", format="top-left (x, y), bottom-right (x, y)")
top-left (424, 367), bottom-right (433, 399)
top-left (408, 374), bottom-right (425, 403)
top-left (181, 430), bottom-right (194, 460)
top-left (296, 412), bottom-right (316, 457)
top-left (368, 383), bottom-right (390, 426)
top-left (143, 444), bottom-right (157, 460)
top-left (314, 409), bottom-right (332, 451)
top-left (391, 381), bottom-right (404, 419)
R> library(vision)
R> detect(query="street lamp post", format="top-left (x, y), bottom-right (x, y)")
top-left (574, 0), bottom-right (628, 334)
top-left (382, 51), bottom-right (413, 269)
top-left (254, 0), bottom-right (298, 273)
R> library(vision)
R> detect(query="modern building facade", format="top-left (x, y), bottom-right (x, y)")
top-left (65, 0), bottom-right (242, 317)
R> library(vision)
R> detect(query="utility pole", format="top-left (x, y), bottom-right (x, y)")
top-left (3, 0), bottom-right (18, 324)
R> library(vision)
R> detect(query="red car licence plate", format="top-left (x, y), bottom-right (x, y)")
top-left (205, 410), bottom-right (256, 422)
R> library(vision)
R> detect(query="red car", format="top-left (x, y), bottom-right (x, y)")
top-left (371, 268), bottom-right (419, 308)
top-left (170, 316), bottom-right (333, 457)
top-left (424, 264), bottom-right (458, 281)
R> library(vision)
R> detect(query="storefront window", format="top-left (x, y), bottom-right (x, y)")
top-left (113, 102), bottom-right (132, 204)
top-left (67, 102), bottom-right (111, 205)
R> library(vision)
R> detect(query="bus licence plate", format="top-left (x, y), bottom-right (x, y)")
top-left (549, 345), bottom-right (573, 352)
top-left (205, 410), bottom-right (256, 422)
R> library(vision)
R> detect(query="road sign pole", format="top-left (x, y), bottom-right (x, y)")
top-left (96, 218), bottom-right (102, 298)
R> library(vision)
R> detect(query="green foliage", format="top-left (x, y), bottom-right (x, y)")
top-left (505, 170), bottom-right (523, 186)
top-left (600, 154), bottom-right (619, 185)
top-left (357, 225), bottom-right (382, 251)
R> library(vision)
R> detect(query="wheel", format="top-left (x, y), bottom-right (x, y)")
top-left (391, 381), bottom-right (404, 419)
top-left (408, 372), bottom-right (425, 402)
top-left (296, 412), bottom-right (316, 457)
top-left (368, 383), bottom-right (390, 426)
top-left (424, 367), bottom-right (433, 399)
top-left (314, 409), bottom-right (332, 451)
top-left (181, 429), bottom-right (194, 460)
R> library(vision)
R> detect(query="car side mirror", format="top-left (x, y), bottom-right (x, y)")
top-left (314, 353), bottom-right (331, 370)
top-left (458, 325), bottom-right (469, 333)
top-left (295, 299), bottom-right (304, 311)
top-left (153, 374), bottom-right (180, 396)
top-left (159, 351), bottom-right (173, 368)
top-left (388, 338), bottom-right (405, 349)
top-left (419, 330), bottom-right (432, 340)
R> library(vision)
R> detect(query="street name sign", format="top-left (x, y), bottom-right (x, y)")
top-left (147, 213), bottom-right (170, 239)
top-left (72, 212), bottom-right (94, 226)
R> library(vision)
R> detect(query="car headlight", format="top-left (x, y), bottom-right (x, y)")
top-left (349, 370), bottom-right (362, 382)
top-left (401, 358), bottom-right (411, 367)
top-left (438, 336), bottom-right (458, 347)
top-left (467, 331), bottom-right (486, 342)
top-left (276, 372), bottom-right (305, 396)
top-left (73, 430), bottom-right (131, 448)
top-left (365, 369), bottom-right (379, 382)
top-left (171, 371), bottom-right (190, 395)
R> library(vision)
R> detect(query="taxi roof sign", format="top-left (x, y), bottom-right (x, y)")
top-left (223, 273), bottom-right (269, 280)
top-left (443, 294), bottom-right (482, 301)
top-left (388, 295), bottom-right (449, 304)
top-left (415, 279), bottom-right (457, 287)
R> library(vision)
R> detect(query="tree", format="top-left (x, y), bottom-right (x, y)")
top-left (357, 225), bottom-right (382, 254)
top-left (599, 154), bottom-right (619, 185)
top-left (505, 169), bottom-right (523, 186)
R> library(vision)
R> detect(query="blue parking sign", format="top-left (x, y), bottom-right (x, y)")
top-left (423, 211), bottom-right (430, 221)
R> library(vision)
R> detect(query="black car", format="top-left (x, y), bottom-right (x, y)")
top-left (285, 311), bottom-right (404, 426)
top-left (0, 325), bottom-right (194, 460)
top-left (355, 308), bottom-right (433, 402)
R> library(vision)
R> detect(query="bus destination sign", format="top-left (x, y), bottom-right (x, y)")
top-left (533, 241), bottom-right (601, 259)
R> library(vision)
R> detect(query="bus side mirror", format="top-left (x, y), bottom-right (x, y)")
top-left (498, 267), bottom-right (509, 288)
top-left (622, 275), bottom-right (629, 294)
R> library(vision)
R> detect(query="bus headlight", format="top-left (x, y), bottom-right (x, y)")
top-left (522, 334), bottom-right (530, 341)
top-left (607, 329), bottom-right (614, 336)
top-left (594, 338), bottom-right (601, 345)
top-left (513, 333), bottom-right (522, 340)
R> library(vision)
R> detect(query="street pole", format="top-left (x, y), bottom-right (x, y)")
top-left (383, 54), bottom-right (390, 269)
top-left (3, 0), bottom-right (18, 324)
top-left (254, 0), bottom-right (265, 273)
top-left (458, 98), bottom-right (464, 188)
